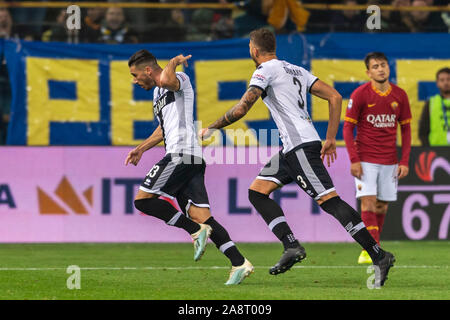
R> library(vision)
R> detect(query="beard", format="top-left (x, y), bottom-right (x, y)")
top-left (250, 54), bottom-right (259, 68)
top-left (374, 77), bottom-right (388, 84)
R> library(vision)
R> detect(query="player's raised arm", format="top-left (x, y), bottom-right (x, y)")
top-left (310, 79), bottom-right (342, 166)
top-left (125, 125), bottom-right (163, 166)
top-left (160, 54), bottom-right (192, 92)
top-left (199, 86), bottom-right (262, 139)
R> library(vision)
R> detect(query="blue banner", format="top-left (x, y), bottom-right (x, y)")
top-left (4, 33), bottom-right (450, 146)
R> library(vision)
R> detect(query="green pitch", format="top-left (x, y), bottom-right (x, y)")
top-left (0, 241), bottom-right (448, 300)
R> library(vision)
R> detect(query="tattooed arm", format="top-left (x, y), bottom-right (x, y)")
top-left (208, 86), bottom-right (263, 130)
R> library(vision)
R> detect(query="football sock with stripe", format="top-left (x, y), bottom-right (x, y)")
top-left (361, 211), bottom-right (380, 244)
top-left (248, 189), bottom-right (300, 250)
top-left (320, 196), bottom-right (385, 263)
top-left (203, 217), bottom-right (245, 266)
top-left (134, 198), bottom-right (200, 235)
top-left (376, 213), bottom-right (386, 235)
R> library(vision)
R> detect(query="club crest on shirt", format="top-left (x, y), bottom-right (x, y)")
top-left (390, 101), bottom-right (399, 110)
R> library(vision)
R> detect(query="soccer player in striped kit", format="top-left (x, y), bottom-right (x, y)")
top-left (343, 52), bottom-right (412, 264)
top-left (126, 50), bottom-right (253, 285)
top-left (200, 29), bottom-right (395, 286)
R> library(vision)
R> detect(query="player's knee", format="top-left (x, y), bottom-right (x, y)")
top-left (189, 214), bottom-right (203, 224)
top-left (361, 197), bottom-right (377, 212)
top-left (187, 206), bottom-right (211, 224)
top-left (248, 189), bottom-right (268, 206)
top-left (375, 203), bottom-right (388, 214)
top-left (134, 198), bottom-right (148, 213)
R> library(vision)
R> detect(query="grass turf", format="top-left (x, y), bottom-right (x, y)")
top-left (0, 241), bottom-right (448, 300)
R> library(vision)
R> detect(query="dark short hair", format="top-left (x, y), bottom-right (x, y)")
top-left (364, 52), bottom-right (388, 69)
top-left (249, 28), bottom-right (276, 54)
top-left (436, 67), bottom-right (450, 79)
top-left (128, 49), bottom-right (157, 68)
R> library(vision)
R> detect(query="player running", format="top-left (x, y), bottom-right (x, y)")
top-left (125, 50), bottom-right (253, 285)
top-left (200, 28), bottom-right (395, 286)
top-left (343, 52), bottom-right (412, 264)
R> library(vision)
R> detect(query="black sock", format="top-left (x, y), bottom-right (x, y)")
top-left (320, 196), bottom-right (385, 263)
top-left (249, 189), bottom-right (300, 250)
top-left (204, 217), bottom-right (245, 266)
top-left (134, 198), bottom-right (200, 235)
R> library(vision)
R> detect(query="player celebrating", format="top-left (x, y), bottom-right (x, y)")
top-left (125, 50), bottom-right (253, 285)
top-left (200, 28), bottom-right (395, 287)
top-left (343, 52), bottom-right (412, 264)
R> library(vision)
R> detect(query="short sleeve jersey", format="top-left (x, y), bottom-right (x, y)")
top-left (153, 72), bottom-right (201, 157)
top-left (344, 82), bottom-right (412, 165)
top-left (249, 59), bottom-right (321, 153)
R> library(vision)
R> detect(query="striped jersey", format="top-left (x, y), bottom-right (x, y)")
top-left (152, 72), bottom-right (201, 157)
top-left (249, 59), bottom-right (321, 153)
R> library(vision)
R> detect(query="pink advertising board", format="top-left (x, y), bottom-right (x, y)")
top-left (0, 147), bottom-right (357, 243)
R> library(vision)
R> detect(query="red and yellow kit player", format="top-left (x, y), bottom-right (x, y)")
top-left (343, 52), bottom-right (412, 264)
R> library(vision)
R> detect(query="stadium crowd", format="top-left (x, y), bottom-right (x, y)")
top-left (0, 0), bottom-right (449, 144)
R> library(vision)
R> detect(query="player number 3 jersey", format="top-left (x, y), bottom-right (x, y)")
top-left (249, 59), bottom-right (321, 153)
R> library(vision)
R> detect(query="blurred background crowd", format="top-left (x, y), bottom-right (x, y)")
top-left (0, 0), bottom-right (449, 144)
top-left (0, 0), bottom-right (448, 44)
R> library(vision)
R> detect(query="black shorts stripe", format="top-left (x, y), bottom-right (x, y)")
top-left (258, 142), bottom-right (335, 199)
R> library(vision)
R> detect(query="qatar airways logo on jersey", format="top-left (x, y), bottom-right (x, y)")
top-left (366, 114), bottom-right (396, 128)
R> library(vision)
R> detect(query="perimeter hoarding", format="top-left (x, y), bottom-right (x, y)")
top-left (383, 147), bottom-right (450, 241)
top-left (1, 147), bottom-right (448, 242)
top-left (0, 147), bottom-right (355, 243)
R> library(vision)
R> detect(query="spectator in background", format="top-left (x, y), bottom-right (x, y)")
top-left (304, 0), bottom-right (332, 33)
top-left (165, 8), bottom-right (187, 42)
top-left (233, 0), bottom-right (274, 37)
top-left (330, 0), bottom-right (365, 32)
top-left (366, 0), bottom-right (410, 32)
top-left (97, 7), bottom-right (139, 44)
top-left (419, 67), bottom-right (450, 146)
top-left (186, 8), bottom-right (214, 41)
top-left (267, 0), bottom-right (310, 33)
top-left (0, 9), bottom-right (11, 144)
top-left (0, 8), bottom-right (31, 40)
top-left (143, 0), bottom-right (186, 43)
top-left (6, 0), bottom-right (46, 40)
top-left (0, 8), bottom-right (13, 39)
top-left (212, 11), bottom-right (235, 39)
top-left (80, 8), bottom-right (105, 43)
top-left (0, 55), bottom-right (11, 145)
top-left (401, 0), bottom-right (448, 32)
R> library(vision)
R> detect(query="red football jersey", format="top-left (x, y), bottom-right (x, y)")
top-left (343, 82), bottom-right (412, 166)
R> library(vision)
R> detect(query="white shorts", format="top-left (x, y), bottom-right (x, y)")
top-left (354, 162), bottom-right (398, 202)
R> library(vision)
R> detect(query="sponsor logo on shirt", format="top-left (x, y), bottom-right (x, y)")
top-left (366, 114), bottom-right (396, 128)
top-left (153, 91), bottom-right (175, 116)
top-left (252, 73), bottom-right (266, 82)
top-left (368, 103), bottom-right (376, 108)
